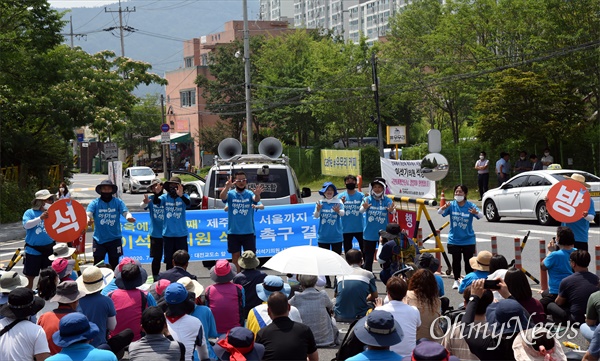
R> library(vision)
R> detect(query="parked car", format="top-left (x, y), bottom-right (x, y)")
top-left (122, 166), bottom-right (157, 193)
top-left (482, 170), bottom-right (600, 226)
top-left (168, 170), bottom-right (206, 210)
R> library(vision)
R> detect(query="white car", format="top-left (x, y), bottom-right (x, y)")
top-left (122, 166), bottom-right (157, 193)
top-left (482, 170), bottom-right (600, 226)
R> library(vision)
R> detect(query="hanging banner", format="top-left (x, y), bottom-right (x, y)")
top-left (321, 149), bottom-right (361, 177)
top-left (120, 203), bottom-right (319, 263)
top-left (380, 158), bottom-right (435, 199)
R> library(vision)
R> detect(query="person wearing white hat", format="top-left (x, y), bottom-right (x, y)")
top-left (76, 266), bottom-right (116, 347)
top-left (561, 173), bottom-right (595, 252)
top-left (22, 189), bottom-right (57, 289)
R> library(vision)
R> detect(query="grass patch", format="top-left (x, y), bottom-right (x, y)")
top-left (301, 176), bottom-right (347, 192)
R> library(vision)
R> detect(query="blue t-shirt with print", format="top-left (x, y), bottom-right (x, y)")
top-left (224, 189), bottom-right (257, 235)
top-left (146, 194), bottom-right (164, 238)
top-left (315, 198), bottom-right (344, 244)
top-left (23, 209), bottom-right (55, 255)
top-left (363, 196), bottom-right (393, 241)
top-left (458, 270), bottom-right (489, 294)
top-left (441, 201), bottom-right (480, 246)
top-left (338, 191), bottom-right (364, 233)
top-left (562, 201), bottom-right (595, 243)
top-left (87, 197), bottom-right (129, 244)
top-left (544, 248), bottom-right (575, 294)
top-left (158, 193), bottom-right (190, 237)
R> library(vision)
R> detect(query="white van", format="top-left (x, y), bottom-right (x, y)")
top-left (201, 138), bottom-right (310, 209)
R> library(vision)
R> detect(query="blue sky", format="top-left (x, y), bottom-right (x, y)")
top-left (49, 1), bottom-right (119, 8)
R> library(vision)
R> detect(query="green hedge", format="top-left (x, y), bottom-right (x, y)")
top-left (0, 178), bottom-right (38, 223)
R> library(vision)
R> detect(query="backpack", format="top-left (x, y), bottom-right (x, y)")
top-left (331, 319), bottom-right (365, 361)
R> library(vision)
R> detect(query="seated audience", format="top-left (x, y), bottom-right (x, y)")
top-left (406, 340), bottom-right (459, 361)
top-left (76, 266), bottom-right (116, 347)
top-left (546, 250), bottom-right (599, 325)
top-left (290, 274), bottom-right (338, 347)
top-left (334, 249), bottom-right (377, 322)
top-left (374, 276), bottom-right (420, 358)
top-left (204, 260), bottom-right (245, 334)
top-left (346, 310), bottom-right (404, 361)
top-left (458, 250), bottom-right (492, 294)
top-left (486, 254), bottom-right (509, 301)
top-left (232, 251), bottom-right (267, 318)
top-left (213, 327), bottom-right (265, 361)
top-left (403, 269), bottom-right (442, 340)
top-left (128, 306), bottom-right (184, 361)
top-left (582, 290), bottom-right (600, 341)
top-left (255, 291), bottom-right (318, 361)
top-left (503, 267), bottom-right (546, 324)
top-left (157, 250), bottom-right (198, 283)
top-left (512, 328), bottom-right (566, 360)
top-left (540, 226), bottom-right (576, 311)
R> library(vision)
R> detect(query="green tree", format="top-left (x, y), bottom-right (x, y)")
top-left (115, 94), bottom-right (163, 163)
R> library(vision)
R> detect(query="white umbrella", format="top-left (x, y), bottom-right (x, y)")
top-left (263, 245), bottom-right (354, 276)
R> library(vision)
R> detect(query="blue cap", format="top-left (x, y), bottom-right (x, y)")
top-left (164, 283), bottom-right (188, 305)
top-left (256, 275), bottom-right (291, 302)
top-left (318, 182), bottom-right (338, 196)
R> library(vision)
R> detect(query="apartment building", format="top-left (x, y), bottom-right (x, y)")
top-left (164, 20), bottom-right (292, 168)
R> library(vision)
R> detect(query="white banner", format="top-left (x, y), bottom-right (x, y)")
top-left (380, 158), bottom-right (435, 199)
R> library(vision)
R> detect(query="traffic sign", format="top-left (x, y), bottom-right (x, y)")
top-left (45, 199), bottom-right (88, 243)
top-left (547, 179), bottom-right (591, 223)
top-left (104, 142), bottom-right (118, 160)
top-left (161, 132), bottom-right (170, 144)
top-left (386, 126), bottom-right (407, 145)
top-left (161, 123), bottom-right (170, 132)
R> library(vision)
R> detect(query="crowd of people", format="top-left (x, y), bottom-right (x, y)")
top-left (2, 171), bottom-right (598, 361)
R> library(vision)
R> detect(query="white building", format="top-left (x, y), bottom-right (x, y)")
top-left (261, 0), bottom-right (444, 44)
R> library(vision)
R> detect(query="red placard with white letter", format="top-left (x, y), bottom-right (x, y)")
top-left (45, 199), bottom-right (88, 243)
top-left (547, 180), bottom-right (591, 223)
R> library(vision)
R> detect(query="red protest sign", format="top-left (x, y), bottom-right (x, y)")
top-left (389, 209), bottom-right (417, 237)
top-left (547, 179), bottom-right (591, 223)
top-left (45, 199), bottom-right (88, 243)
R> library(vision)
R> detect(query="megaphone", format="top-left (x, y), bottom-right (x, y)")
top-left (258, 137), bottom-right (283, 159)
top-left (218, 138), bottom-right (243, 160)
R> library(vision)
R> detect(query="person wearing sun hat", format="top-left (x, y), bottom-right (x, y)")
top-left (51, 257), bottom-right (76, 282)
top-left (46, 312), bottom-right (117, 361)
top-left (164, 283), bottom-right (210, 361)
top-left (38, 281), bottom-right (87, 355)
top-left (314, 181), bottom-right (345, 287)
top-left (0, 288), bottom-right (50, 360)
top-left (214, 326), bottom-right (265, 361)
top-left (22, 189), bottom-right (57, 289)
top-left (345, 310), bottom-right (404, 361)
top-left (233, 250), bottom-right (267, 317)
top-left (205, 260), bottom-right (245, 334)
top-left (0, 271), bottom-right (29, 305)
top-left (178, 276), bottom-right (219, 360)
top-left (153, 176), bottom-right (191, 272)
top-left (87, 180), bottom-right (136, 270)
top-left (246, 275), bottom-right (302, 336)
top-left (107, 258), bottom-right (156, 342)
top-left (458, 250), bottom-right (492, 294)
top-left (561, 173), bottom-right (596, 252)
top-left (76, 266), bottom-right (117, 347)
top-left (360, 177), bottom-right (396, 272)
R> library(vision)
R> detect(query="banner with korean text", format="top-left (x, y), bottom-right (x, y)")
top-left (121, 204), bottom-right (319, 263)
top-left (380, 158), bottom-right (436, 199)
top-left (321, 149), bottom-right (361, 177)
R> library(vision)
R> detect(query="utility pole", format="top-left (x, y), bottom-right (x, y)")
top-left (243, 0), bottom-right (254, 154)
top-left (161, 95), bottom-right (168, 179)
top-left (371, 52), bottom-right (384, 157)
top-left (105, 0), bottom-right (135, 57)
top-left (66, 16), bottom-right (84, 48)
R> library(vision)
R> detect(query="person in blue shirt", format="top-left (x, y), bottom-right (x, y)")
top-left (338, 175), bottom-right (365, 254)
top-left (458, 250), bottom-right (492, 294)
top-left (438, 184), bottom-right (483, 290)
top-left (22, 189), bottom-right (57, 289)
top-left (141, 178), bottom-right (165, 280)
top-left (220, 171), bottom-right (263, 273)
top-left (153, 177), bottom-right (190, 271)
top-left (561, 173), bottom-right (596, 252)
top-left (87, 180), bottom-right (135, 271)
top-left (540, 226), bottom-right (576, 313)
top-left (360, 177), bottom-right (396, 272)
top-left (346, 310), bottom-right (404, 361)
top-left (314, 182), bottom-right (345, 287)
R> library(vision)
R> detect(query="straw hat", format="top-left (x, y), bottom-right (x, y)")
top-left (563, 173), bottom-right (590, 189)
top-left (76, 266), bottom-right (114, 294)
top-left (469, 251), bottom-right (492, 272)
